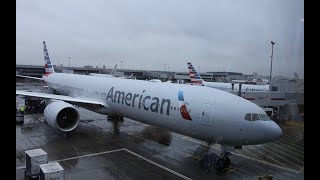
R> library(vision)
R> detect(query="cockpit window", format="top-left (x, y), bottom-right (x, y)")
top-left (244, 113), bottom-right (272, 121)
top-left (258, 114), bottom-right (271, 121)
top-left (251, 114), bottom-right (259, 121)
top-left (245, 114), bottom-right (251, 121)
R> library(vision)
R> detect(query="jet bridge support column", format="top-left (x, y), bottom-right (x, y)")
top-left (238, 83), bottom-right (242, 96)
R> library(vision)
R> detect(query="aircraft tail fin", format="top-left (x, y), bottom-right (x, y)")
top-left (111, 64), bottom-right (117, 75)
top-left (253, 72), bottom-right (261, 79)
top-left (187, 62), bottom-right (204, 84)
top-left (43, 41), bottom-right (55, 75)
top-left (294, 72), bottom-right (300, 80)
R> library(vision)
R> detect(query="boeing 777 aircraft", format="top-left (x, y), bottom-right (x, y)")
top-left (187, 62), bottom-right (270, 92)
top-left (16, 42), bottom-right (282, 170)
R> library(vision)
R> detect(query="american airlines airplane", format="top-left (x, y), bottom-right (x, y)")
top-left (16, 42), bottom-right (282, 170)
top-left (187, 62), bottom-right (270, 92)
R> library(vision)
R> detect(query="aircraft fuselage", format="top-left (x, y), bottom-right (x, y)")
top-left (43, 73), bottom-right (282, 146)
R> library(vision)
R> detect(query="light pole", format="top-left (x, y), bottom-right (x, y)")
top-left (68, 57), bottom-right (71, 67)
top-left (269, 41), bottom-right (275, 80)
top-left (120, 61), bottom-right (124, 69)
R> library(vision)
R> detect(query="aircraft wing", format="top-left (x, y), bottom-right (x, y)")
top-left (16, 90), bottom-right (107, 107)
top-left (16, 75), bottom-right (43, 80)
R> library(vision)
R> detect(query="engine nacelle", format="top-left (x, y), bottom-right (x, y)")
top-left (44, 101), bottom-right (80, 132)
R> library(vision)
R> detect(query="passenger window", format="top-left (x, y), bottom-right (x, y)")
top-left (251, 114), bottom-right (260, 121)
top-left (245, 114), bottom-right (251, 121)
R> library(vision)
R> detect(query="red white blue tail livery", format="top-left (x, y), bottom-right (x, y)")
top-left (187, 62), bottom-right (203, 85)
top-left (43, 41), bottom-right (55, 75)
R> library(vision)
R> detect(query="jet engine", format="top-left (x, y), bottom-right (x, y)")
top-left (44, 101), bottom-right (80, 132)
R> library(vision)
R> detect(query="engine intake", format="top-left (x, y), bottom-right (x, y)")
top-left (44, 101), bottom-right (79, 132)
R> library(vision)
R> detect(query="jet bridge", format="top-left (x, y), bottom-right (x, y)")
top-left (239, 92), bottom-right (286, 107)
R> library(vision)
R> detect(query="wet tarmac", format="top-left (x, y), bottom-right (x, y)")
top-left (16, 83), bottom-right (304, 179)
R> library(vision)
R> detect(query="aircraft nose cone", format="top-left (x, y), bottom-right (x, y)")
top-left (269, 122), bottom-right (283, 141)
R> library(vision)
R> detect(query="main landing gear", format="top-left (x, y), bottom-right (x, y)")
top-left (193, 142), bottom-right (232, 173)
top-left (107, 115), bottom-right (124, 135)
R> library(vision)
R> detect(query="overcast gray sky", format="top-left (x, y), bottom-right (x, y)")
top-left (16, 0), bottom-right (304, 77)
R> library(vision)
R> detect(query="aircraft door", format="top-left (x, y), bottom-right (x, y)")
top-left (200, 104), bottom-right (214, 126)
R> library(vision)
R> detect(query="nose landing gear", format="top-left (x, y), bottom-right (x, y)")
top-left (199, 151), bottom-right (232, 173)
top-left (194, 142), bottom-right (233, 173)
top-left (220, 151), bottom-right (232, 169)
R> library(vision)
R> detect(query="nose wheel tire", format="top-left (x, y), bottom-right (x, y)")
top-left (215, 158), bottom-right (224, 170)
top-left (224, 157), bottom-right (230, 168)
top-left (215, 157), bottom-right (230, 170)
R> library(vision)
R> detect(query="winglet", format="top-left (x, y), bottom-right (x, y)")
top-left (43, 41), bottom-right (55, 75)
top-left (187, 62), bottom-right (203, 84)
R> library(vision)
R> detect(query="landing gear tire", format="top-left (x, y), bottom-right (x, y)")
top-left (224, 157), bottom-right (230, 168)
top-left (199, 161), bottom-right (204, 168)
top-left (215, 158), bottom-right (224, 170)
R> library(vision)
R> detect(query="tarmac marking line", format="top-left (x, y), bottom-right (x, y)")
top-left (89, 121), bottom-right (195, 160)
top-left (240, 147), bottom-right (264, 161)
top-left (281, 134), bottom-right (304, 141)
top-left (180, 136), bottom-right (299, 173)
top-left (17, 148), bottom-right (193, 180)
top-left (225, 167), bottom-right (237, 174)
top-left (15, 148), bottom-right (125, 170)
top-left (299, 166), bottom-right (304, 173)
top-left (123, 129), bottom-right (192, 158)
top-left (285, 122), bottom-right (304, 128)
top-left (124, 148), bottom-right (192, 180)
top-left (250, 145), bottom-right (298, 169)
top-left (80, 125), bottom-right (193, 179)
top-left (54, 148), bottom-right (125, 162)
top-left (265, 143), bottom-right (304, 160)
top-left (282, 127), bottom-right (303, 134)
top-left (275, 140), bottom-right (304, 153)
top-left (246, 146), bottom-right (288, 167)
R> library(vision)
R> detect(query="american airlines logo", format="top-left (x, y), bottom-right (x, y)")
top-left (107, 87), bottom-right (171, 116)
top-left (106, 87), bottom-right (192, 120)
top-left (178, 91), bottom-right (192, 120)
top-left (244, 87), bottom-right (268, 92)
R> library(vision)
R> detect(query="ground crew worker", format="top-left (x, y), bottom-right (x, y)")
top-left (19, 105), bottom-right (26, 114)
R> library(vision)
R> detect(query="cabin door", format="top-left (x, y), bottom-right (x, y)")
top-left (200, 104), bottom-right (214, 126)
